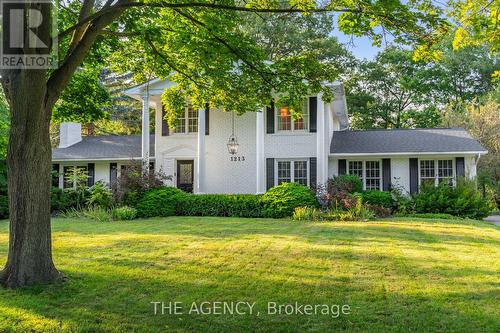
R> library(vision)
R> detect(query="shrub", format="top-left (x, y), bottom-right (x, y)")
top-left (137, 187), bottom-right (187, 217)
top-left (329, 175), bottom-right (363, 194)
top-left (0, 194), bottom-right (7, 219)
top-left (87, 182), bottom-right (113, 209)
top-left (112, 206), bottom-right (138, 220)
top-left (413, 179), bottom-right (493, 219)
top-left (59, 206), bottom-right (111, 222)
top-left (177, 194), bottom-right (264, 217)
top-left (51, 187), bottom-right (91, 212)
top-left (261, 182), bottom-right (318, 218)
top-left (292, 206), bottom-right (322, 221)
top-left (362, 190), bottom-right (394, 209)
top-left (112, 161), bottom-right (172, 207)
top-left (366, 204), bottom-right (392, 218)
top-left (403, 213), bottom-right (457, 220)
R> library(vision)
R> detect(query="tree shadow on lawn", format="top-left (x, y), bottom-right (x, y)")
top-left (0, 253), bottom-right (498, 333)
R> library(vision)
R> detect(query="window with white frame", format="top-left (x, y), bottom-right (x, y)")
top-left (175, 106), bottom-right (198, 134)
top-left (276, 160), bottom-right (308, 186)
top-left (348, 161), bottom-right (363, 182)
top-left (277, 99), bottom-right (309, 131)
top-left (420, 159), bottom-right (454, 186)
top-left (365, 161), bottom-right (381, 190)
top-left (347, 160), bottom-right (381, 190)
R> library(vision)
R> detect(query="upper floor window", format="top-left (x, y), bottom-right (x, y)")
top-left (175, 107), bottom-right (198, 134)
top-left (276, 159), bottom-right (309, 186)
top-left (420, 159), bottom-right (454, 186)
top-left (277, 99), bottom-right (309, 132)
top-left (347, 160), bottom-right (381, 190)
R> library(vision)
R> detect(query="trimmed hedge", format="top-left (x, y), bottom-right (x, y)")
top-left (261, 182), bottom-right (318, 218)
top-left (177, 194), bottom-right (264, 217)
top-left (137, 187), bottom-right (187, 217)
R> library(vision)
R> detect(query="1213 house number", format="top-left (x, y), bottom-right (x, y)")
top-left (230, 156), bottom-right (246, 162)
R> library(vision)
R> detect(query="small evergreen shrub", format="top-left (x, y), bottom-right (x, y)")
top-left (177, 194), bottom-right (264, 217)
top-left (413, 180), bottom-right (493, 219)
top-left (137, 187), bottom-right (187, 217)
top-left (362, 190), bottom-right (394, 209)
top-left (112, 206), bottom-right (138, 220)
top-left (261, 183), bottom-right (318, 218)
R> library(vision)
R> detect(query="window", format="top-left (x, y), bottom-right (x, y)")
top-left (294, 161), bottom-right (308, 186)
top-left (347, 160), bottom-right (381, 191)
top-left (175, 106), bottom-right (198, 134)
top-left (438, 160), bottom-right (453, 184)
top-left (365, 161), bottom-right (381, 190)
top-left (276, 99), bottom-right (309, 131)
top-left (420, 159), bottom-right (454, 186)
top-left (348, 161), bottom-right (363, 182)
top-left (276, 160), bottom-right (308, 186)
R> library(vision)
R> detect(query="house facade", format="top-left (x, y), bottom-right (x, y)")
top-left (52, 78), bottom-right (487, 195)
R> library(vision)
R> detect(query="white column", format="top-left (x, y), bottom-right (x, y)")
top-left (316, 94), bottom-right (327, 185)
top-left (141, 94), bottom-right (150, 170)
top-left (323, 101), bottom-right (331, 181)
top-left (196, 108), bottom-right (206, 193)
top-left (256, 109), bottom-right (265, 193)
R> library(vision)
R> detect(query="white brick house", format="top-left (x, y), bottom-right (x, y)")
top-left (52, 78), bottom-right (487, 195)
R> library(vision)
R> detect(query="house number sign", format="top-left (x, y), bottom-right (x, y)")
top-left (230, 156), bottom-right (246, 162)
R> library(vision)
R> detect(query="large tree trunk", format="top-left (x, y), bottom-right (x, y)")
top-left (0, 70), bottom-right (62, 288)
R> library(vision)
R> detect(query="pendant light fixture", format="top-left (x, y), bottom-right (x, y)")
top-left (227, 112), bottom-right (239, 155)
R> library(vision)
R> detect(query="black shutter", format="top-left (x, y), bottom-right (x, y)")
top-left (110, 163), bottom-right (117, 184)
top-left (205, 104), bottom-right (210, 135)
top-left (310, 157), bottom-right (317, 188)
top-left (382, 158), bottom-right (391, 191)
top-left (409, 158), bottom-right (418, 195)
top-left (266, 158), bottom-right (274, 190)
top-left (87, 163), bottom-right (95, 187)
top-left (338, 159), bottom-right (346, 175)
top-left (161, 105), bottom-right (169, 136)
top-left (456, 157), bottom-right (465, 178)
top-left (52, 164), bottom-right (60, 188)
top-left (309, 96), bottom-right (317, 133)
top-left (266, 100), bottom-right (275, 134)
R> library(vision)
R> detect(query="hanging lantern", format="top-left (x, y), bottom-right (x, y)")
top-left (227, 112), bottom-right (239, 155)
top-left (227, 134), bottom-right (239, 155)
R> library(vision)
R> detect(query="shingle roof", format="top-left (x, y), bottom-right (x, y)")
top-left (52, 135), bottom-right (155, 161)
top-left (330, 128), bottom-right (487, 155)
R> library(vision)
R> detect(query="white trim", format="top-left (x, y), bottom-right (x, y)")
top-left (331, 151), bottom-right (487, 157)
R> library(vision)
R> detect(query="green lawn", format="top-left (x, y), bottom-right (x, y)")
top-left (0, 217), bottom-right (499, 332)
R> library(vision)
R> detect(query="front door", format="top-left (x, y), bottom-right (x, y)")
top-left (177, 160), bottom-right (194, 193)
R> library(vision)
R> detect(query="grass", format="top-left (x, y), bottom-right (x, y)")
top-left (0, 216), bottom-right (499, 332)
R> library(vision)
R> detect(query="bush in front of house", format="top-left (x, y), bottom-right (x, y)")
top-left (261, 182), bottom-right (318, 218)
top-left (362, 190), bottom-right (394, 209)
top-left (136, 187), bottom-right (187, 217)
top-left (87, 181), bottom-right (113, 209)
top-left (413, 179), bottom-right (493, 219)
top-left (177, 194), bottom-right (264, 218)
top-left (328, 174), bottom-right (363, 194)
top-left (112, 206), bottom-right (138, 220)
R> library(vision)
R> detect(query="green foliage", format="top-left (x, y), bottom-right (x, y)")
top-left (362, 191), bottom-right (394, 209)
top-left (60, 206), bottom-right (111, 222)
top-left (329, 175), bottom-right (363, 194)
top-left (177, 194), bottom-right (264, 218)
top-left (51, 188), bottom-right (91, 213)
top-left (0, 160), bottom-right (7, 219)
top-left (261, 183), bottom-right (317, 218)
top-left (402, 213), bottom-right (457, 220)
top-left (87, 182), bottom-right (113, 209)
top-left (0, 90), bottom-right (9, 158)
top-left (413, 180), bottom-right (493, 219)
top-left (52, 68), bottom-right (111, 124)
top-left (292, 206), bottom-right (322, 221)
top-left (136, 187), bottom-right (187, 218)
top-left (112, 206), bottom-right (138, 220)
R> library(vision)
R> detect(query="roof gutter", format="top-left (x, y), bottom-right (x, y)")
top-left (329, 151), bottom-right (488, 157)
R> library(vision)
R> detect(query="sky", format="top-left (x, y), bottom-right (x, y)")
top-left (334, 32), bottom-right (383, 60)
